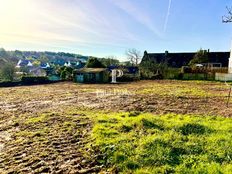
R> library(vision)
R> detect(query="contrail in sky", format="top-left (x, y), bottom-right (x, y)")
top-left (164, 0), bottom-right (172, 33)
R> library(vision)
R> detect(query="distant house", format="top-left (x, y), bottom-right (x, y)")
top-left (73, 68), bottom-right (109, 83)
top-left (75, 61), bottom-right (85, 69)
top-left (141, 51), bottom-right (230, 68)
top-left (40, 63), bottom-right (50, 69)
top-left (29, 67), bottom-right (46, 76)
top-left (16, 59), bottom-right (33, 68)
top-left (64, 61), bottom-right (72, 67)
top-left (15, 59), bottom-right (48, 76)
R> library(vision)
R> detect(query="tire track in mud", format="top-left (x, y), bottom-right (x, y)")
top-left (0, 112), bottom-right (103, 174)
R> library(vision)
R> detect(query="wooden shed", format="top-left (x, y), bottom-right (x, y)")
top-left (73, 68), bottom-right (109, 83)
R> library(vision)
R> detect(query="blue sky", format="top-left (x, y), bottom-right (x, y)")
top-left (0, 0), bottom-right (232, 61)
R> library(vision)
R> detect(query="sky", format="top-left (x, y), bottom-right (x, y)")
top-left (0, 0), bottom-right (232, 61)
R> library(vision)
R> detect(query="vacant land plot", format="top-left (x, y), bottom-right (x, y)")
top-left (0, 80), bottom-right (231, 173)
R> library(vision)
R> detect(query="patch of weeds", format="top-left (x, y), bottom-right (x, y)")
top-left (25, 114), bottom-right (48, 124)
top-left (98, 119), bottom-right (108, 123)
top-left (108, 118), bottom-right (118, 124)
top-left (114, 152), bottom-right (128, 163)
top-left (177, 123), bottom-right (212, 135)
top-left (125, 161), bottom-right (139, 170)
top-left (120, 125), bottom-right (133, 133)
top-left (141, 118), bottom-right (164, 130)
top-left (63, 121), bottom-right (75, 127)
top-left (128, 111), bottom-right (141, 117)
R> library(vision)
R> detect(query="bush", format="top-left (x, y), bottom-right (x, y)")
top-left (86, 57), bottom-right (105, 68)
top-left (117, 74), bottom-right (140, 82)
top-left (151, 74), bottom-right (163, 80)
top-left (181, 66), bottom-right (192, 73)
top-left (21, 76), bottom-right (49, 84)
top-left (0, 81), bottom-right (21, 87)
top-left (0, 63), bottom-right (15, 81)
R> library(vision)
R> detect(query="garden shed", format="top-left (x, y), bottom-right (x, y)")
top-left (74, 68), bottom-right (109, 83)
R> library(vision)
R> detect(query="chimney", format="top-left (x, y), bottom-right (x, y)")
top-left (165, 50), bottom-right (168, 57)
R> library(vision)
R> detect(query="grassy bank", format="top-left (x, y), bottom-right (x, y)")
top-left (91, 112), bottom-right (232, 173)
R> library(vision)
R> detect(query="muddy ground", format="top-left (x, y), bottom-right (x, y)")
top-left (0, 80), bottom-right (231, 173)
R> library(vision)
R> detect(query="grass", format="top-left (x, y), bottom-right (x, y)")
top-left (137, 80), bottom-right (232, 98)
top-left (91, 112), bottom-right (232, 173)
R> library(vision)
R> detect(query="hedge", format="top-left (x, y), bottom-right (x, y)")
top-left (21, 76), bottom-right (49, 84)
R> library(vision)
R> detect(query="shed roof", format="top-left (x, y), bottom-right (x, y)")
top-left (74, 68), bottom-right (107, 73)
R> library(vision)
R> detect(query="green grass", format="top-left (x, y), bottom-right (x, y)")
top-left (137, 81), bottom-right (232, 98)
top-left (137, 83), bottom-right (209, 97)
top-left (91, 112), bottom-right (232, 173)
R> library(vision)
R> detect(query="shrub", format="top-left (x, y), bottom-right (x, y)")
top-left (21, 76), bottom-right (49, 84)
top-left (117, 74), bottom-right (140, 82)
top-left (86, 57), bottom-right (106, 68)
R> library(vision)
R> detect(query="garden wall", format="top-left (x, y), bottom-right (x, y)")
top-left (215, 73), bottom-right (232, 82)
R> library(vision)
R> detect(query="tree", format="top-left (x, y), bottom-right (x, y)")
top-left (99, 56), bottom-right (120, 67)
top-left (223, 6), bottom-right (232, 23)
top-left (39, 55), bottom-right (49, 63)
top-left (85, 57), bottom-right (105, 68)
top-left (59, 66), bottom-right (74, 80)
top-left (0, 63), bottom-right (15, 81)
top-left (121, 61), bottom-right (132, 66)
top-left (125, 48), bottom-right (141, 66)
top-left (0, 48), bottom-right (8, 58)
top-left (140, 59), bottom-right (168, 79)
top-left (189, 49), bottom-right (209, 66)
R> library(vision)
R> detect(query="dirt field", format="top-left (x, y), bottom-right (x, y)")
top-left (0, 80), bottom-right (232, 173)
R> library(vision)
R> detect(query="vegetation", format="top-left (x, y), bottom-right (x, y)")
top-left (189, 49), bottom-right (209, 66)
top-left (0, 63), bottom-right (15, 81)
top-left (0, 48), bottom-right (88, 69)
top-left (58, 66), bottom-right (74, 80)
top-left (140, 59), bottom-right (169, 79)
top-left (126, 48), bottom-right (142, 66)
top-left (99, 56), bottom-right (120, 67)
top-left (222, 6), bottom-right (232, 23)
top-left (92, 112), bottom-right (232, 173)
top-left (85, 57), bottom-right (106, 68)
top-left (21, 76), bottom-right (49, 84)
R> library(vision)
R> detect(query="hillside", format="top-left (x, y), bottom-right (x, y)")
top-left (0, 48), bottom-right (89, 67)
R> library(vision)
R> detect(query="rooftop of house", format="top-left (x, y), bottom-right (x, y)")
top-left (142, 51), bottom-right (230, 67)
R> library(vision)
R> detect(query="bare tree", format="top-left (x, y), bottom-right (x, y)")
top-left (125, 48), bottom-right (141, 66)
top-left (223, 6), bottom-right (232, 23)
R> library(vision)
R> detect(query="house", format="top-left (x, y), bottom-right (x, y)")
top-left (16, 59), bottom-right (33, 68)
top-left (29, 67), bottom-right (46, 76)
top-left (141, 50), bottom-right (230, 68)
top-left (74, 61), bottom-right (86, 69)
top-left (40, 63), bottom-right (50, 69)
top-left (73, 68), bottom-right (109, 83)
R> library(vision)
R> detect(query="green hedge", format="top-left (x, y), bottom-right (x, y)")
top-left (117, 74), bottom-right (140, 82)
top-left (182, 73), bottom-right (215, 81)
top-left (21, 76), bottom-right (49, 84)
top-left (0, 81), bottom-right (21, 87)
